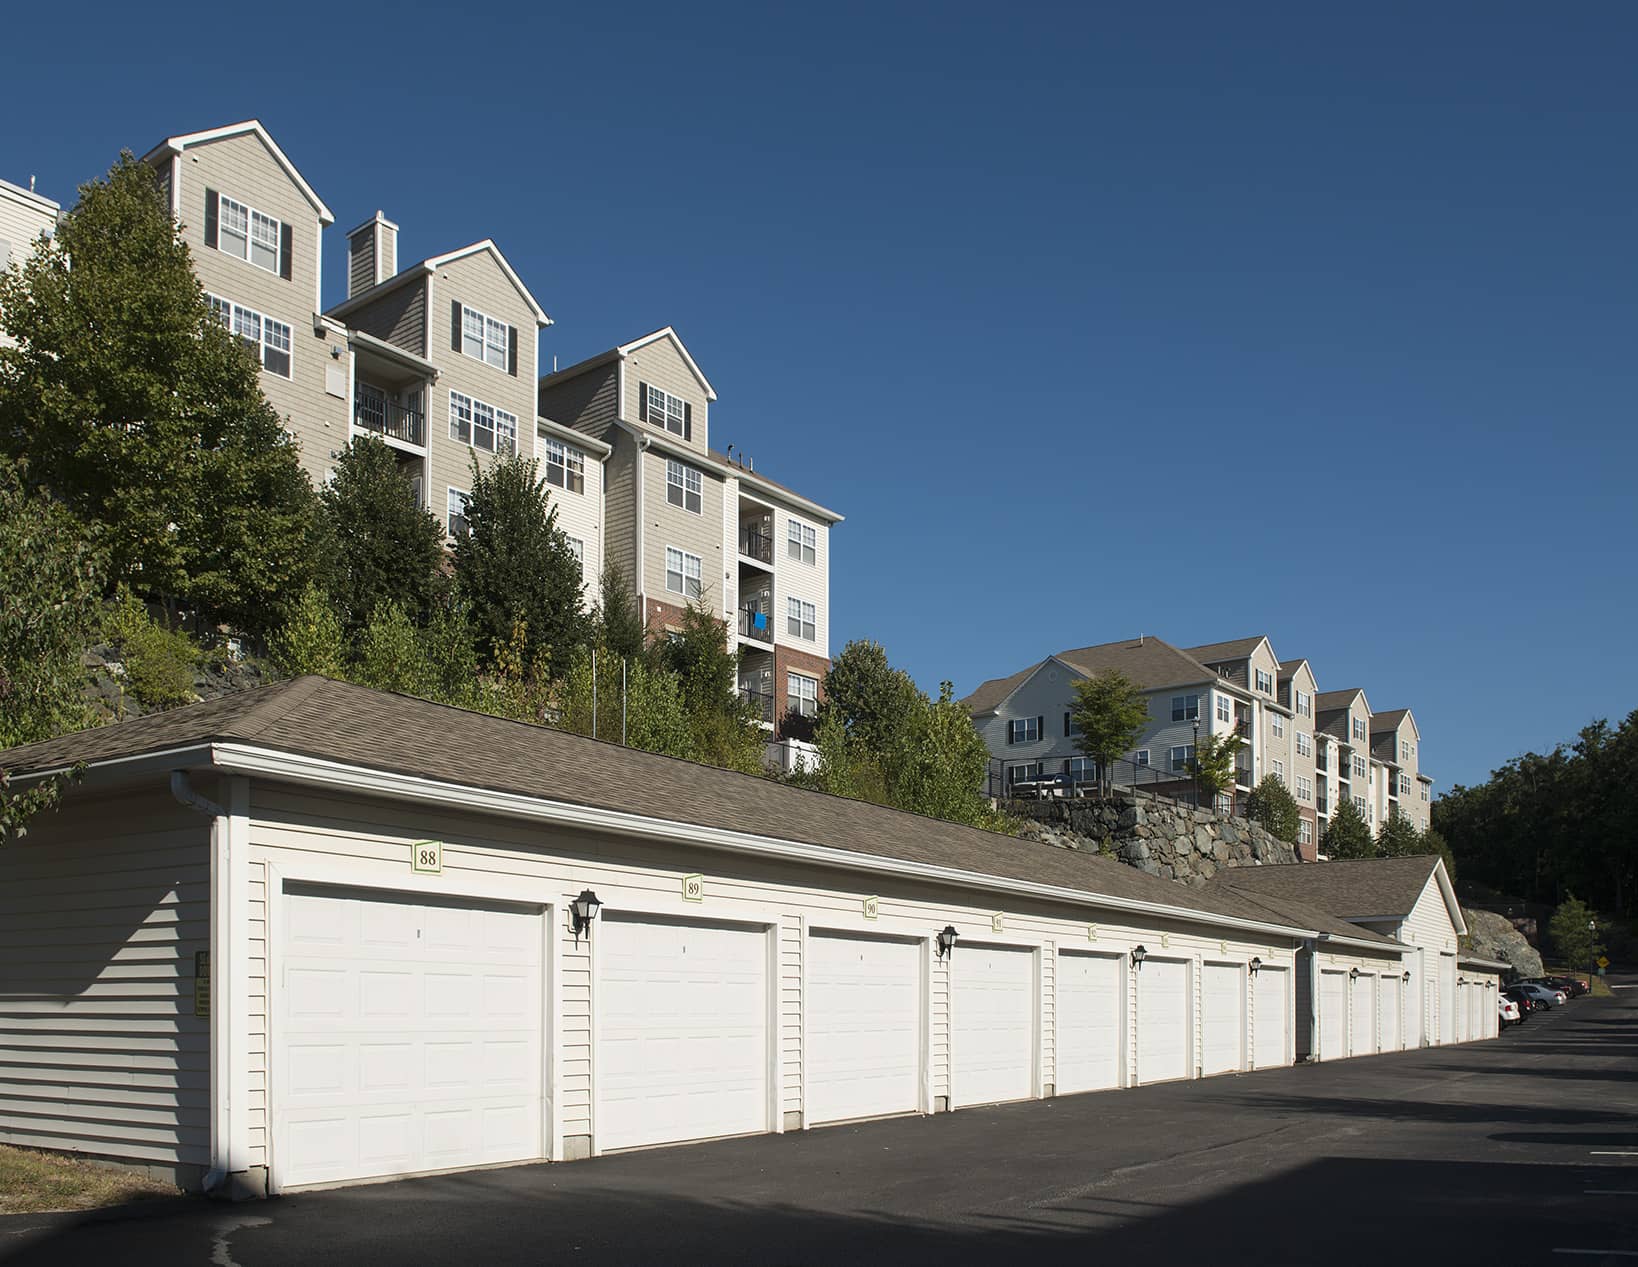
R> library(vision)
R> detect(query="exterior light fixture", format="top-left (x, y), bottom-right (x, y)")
top-left (1131, 944), bottom-right (1148, 969)
top-left (1402, 970), bottom-right (1411, 983)
top-left (1248, 956), bottom-right (1262, 976)
top-left (1349, 966), bottom-right (1362, 980)
top-left (937, 926), bottom-right (959, 959)
top-left (570, 889), bottom-right (602, 942)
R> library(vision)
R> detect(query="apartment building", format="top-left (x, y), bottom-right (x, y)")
top-left (0, 175), bottom-right (61, 348)
top-left (538, 328), bottom-right (843, 730)
top-left (967, 634), bottom-right (1433, 863)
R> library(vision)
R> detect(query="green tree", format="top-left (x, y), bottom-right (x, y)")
top-left (419, 597), bottom-right (478, 709)
top-left (317, 437), bottom-right (447, 632)
top-left (1418, 825), bottom-right (1456, 882)
top-left (1322, 797), bottom-right (1375, 859)
top-left (1191, 732), bottom-right (1243, 804)
top-left (452, 454), bottom-right (587, 673)
top-left (1375, 807), bottom-right (1423, 858)
top-left (659, 603), bottom-right (764, 774)
top-left (1069, 670), bottom-right (1150, 793)
top-left (1547, 896), bottom-right (1602, 970)
top-left (354, 604), bottom-right (436, 697)
top-left (892, 682), bottom-right (999, 828)
top-left (0, 464), bottom-right (104, 841)
top-left (593, 562), bottom-right (646, 662)
top-left (0, 153), bottom-right (315, 632)
top-left (558, 646), bottom-right (692, 759)
top-left (821, 640), bottom-right (923, 757)
top-left (803, 707), bottom-right (859, 799)
top-left (269, 583), bottom-right (347, 679)
top-left (1245, 774), bottom-right (1300, 843)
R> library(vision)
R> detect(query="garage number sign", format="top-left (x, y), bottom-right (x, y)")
top-left (1087, 924), bottom-right (1098, 942)
top-left (411, 840), bottom-right (443, 875)
top-left (862, 896), bottom-right (879, 921)
top-left (991, 912), bottom-right (1005, 934)
top-left (682, 873), bottom-right (704, 902)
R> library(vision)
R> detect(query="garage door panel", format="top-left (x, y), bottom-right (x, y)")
top-left (1319, 971), bottom-right (1346, 1060)
top-left (1136, 958), bottom-right (1190, 1084)
top-left (1201, 963), bottom-right (1244, 1077)
top-left (953, 945), bottom-right (1035, 1107)
top-left (1349, 976), bottom-right (1376, 1056)
top-left (807, 932), bottom-right (921, 1124)
top-left (1379, 978), bottom-right (1401, 1052)
top-left (1056, 952), bottom-right (1122, 1094)
top-left (276, 887), bottom-right (544, 1189)
top-left (1253, 968), bottom-right (1288, 1069)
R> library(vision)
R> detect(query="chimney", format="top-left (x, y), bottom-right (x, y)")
top-left (346, 211), bottom-right (399, 299)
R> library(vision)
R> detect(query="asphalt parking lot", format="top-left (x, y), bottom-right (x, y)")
top-left (4, 977), bottom-right (1634, 1266)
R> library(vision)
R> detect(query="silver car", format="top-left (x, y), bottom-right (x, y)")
top-left (1514, 982), bottom-right (1567, 1008)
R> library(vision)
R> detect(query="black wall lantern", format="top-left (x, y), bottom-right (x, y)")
top-left (1349, 966), bottom-right (1362, 981)
top-left (1248, 956), bottom-right (1262, 976)
top-left (1131, 944), bottom-right (1148, 969)
top-left (570, 889), bottom-right (602, 942)
top-left (937, 925), bottom-right (959, 959)
top-left (1402, 969), bottom-right (1411, 983)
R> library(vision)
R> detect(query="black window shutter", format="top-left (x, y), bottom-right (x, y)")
top-left (507, 326), bottom-right (518, 376)
top-left (451, 300), bottom-right (462, 352)
top-left (638, 381), bottom-right (648, 422)
top-left (683, 401), bottom-right (692, 440)
top-left (279, 223), bottom-right (293, 281)
top-left (1037, 716), bottom-right (1044, 737)
top-left (1064, 712), bottom-right (1071, 737)
top-left (204, 189), bottom-right (219, 249)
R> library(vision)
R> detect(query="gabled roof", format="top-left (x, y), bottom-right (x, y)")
top-left (1278, 658), bottom-right (1313, 684)
top-left (540, 326), bottom-right (717, 402)
top-left (963, 637), bottom-right (1221, 717)
top-left (140, 120), bottom-right (334, 224)
top-left (1315, 687), bottom-right (1370, 715)
top-left (1186, 636), bottom-right (1272, 665)
top-left (1208, 855), bottom-right (1464, 935)
top-left (0, 678), bottom-right (1328, 941)
top-left (1370, 708), bottom-right (1418, 742)
top-left (326, 239), bottom-right (550, 327)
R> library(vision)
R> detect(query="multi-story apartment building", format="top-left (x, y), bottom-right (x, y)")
top-left (538, 328), bottom-right (842, 730)
top-left (0, 175), bottom-right (61, 348)
top-left (968, 635), bottom-right (1433, 864)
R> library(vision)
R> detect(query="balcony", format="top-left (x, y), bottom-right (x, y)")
top-left (355, 385), bottom-right (425, 448)
top-left (1316, 794), bottom-right (1329, 814)
top-left (1234, 720), bottom-right (1252, 740)
top-left (738, 525), bottom-right (774, 565)
top-left (739, 685), bottom-right (774, 723)
top-left (1234, 765), bottom-right (1254, 790)
top-left (737, 606), bottom-right (774, 644)
top-left (1315, 750), bottom-right (1329, 772)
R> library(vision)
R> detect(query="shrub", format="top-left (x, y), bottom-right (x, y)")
top-left (103, 593), bottom-right (199, 709)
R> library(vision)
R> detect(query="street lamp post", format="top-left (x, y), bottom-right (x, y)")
top-left (1192, 716), bottom-right (1201, 809)
top-left (1590, 917), bottom-right (1597, 991)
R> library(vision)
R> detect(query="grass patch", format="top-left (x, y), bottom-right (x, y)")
top-left (0, 1144), bottom-right (180, 1215)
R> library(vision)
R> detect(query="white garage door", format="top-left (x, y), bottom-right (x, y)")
top-left (1438, 955), bottom-right (1457, 1044)
top-left (1318, 971), bottom-right (1346, 1060)
top-left (1201, 963), bottom-right (1244, 1077)
top-left (1349, 973), bottom-right (1377, 1057)
top-left (952, 944), bottom-right (1035, 1106)
top-left (1379, 975), bottom-right (1401, 1053)
top-left (807, 932), bottom-right (921, 1124)
top-left (1136, 958), bottom-right (1190, 1084)
top-left (1252, 967), bottom-right (1289, 1069)
top-left (1056, 952), bottom-right (1123, 1094)
top-left (275, 887), bottom-right (543, 1189)
top-left (597, 915), bottom-right (768, 1152)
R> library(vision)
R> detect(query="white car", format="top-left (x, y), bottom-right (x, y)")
top-left (1499, 996), bottom-right (1522, 1027)
top-left (1515, 982), bottom-right (1567, 1008)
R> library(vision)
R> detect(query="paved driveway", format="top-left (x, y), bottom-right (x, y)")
top-left (5, 978), bottom-right (1635, 1266)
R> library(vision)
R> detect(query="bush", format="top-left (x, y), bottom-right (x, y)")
top-left (1245, 774), bottom-right (1300, 843)
top-left (103, 593), bottom-right (199, 709)
top-left (269, 584), bottom-right (347, 679)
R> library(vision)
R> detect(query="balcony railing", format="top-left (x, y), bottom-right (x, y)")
top-left (737, 606), bottom-right (774, 644)
top-left (1235, 765), bottom-right (1255, 789)
top-left (1234, 720), bottom-right (1252, 739)
top-left (1315, 751), bottom-right (1329, 772)
top-left (738, 527), bottom-right (774, 565)
top-left (738, 686), bottom-right (774, 723)
top-left (1316, 795), bottom-right (1330, 814)
top-left (355, 388), bottom-right (425, 447)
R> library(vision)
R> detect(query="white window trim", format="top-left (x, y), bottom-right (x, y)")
top-left (1272, 715), bottom-right (1285, 738)
top-left (217, 193), bottom-right (283, 275)
top-left (787, 519), bottom-right (817, 566)
top-left (543, 436), bottom-right (585, 495)
top-left (787, 671), bottom-right (819, 718)
top-left (1255, 669), bottom-right (1274, 694)
top-left (460, 303), bottom-right (509, 370)
top-left (448, 390), bottom-right (517, 455)
top-left (1134, 749), bottom-right (1150, 767)
top-left (666, 458), bottom-right (703, 514)
top-left (446, 487), bottom-right (469, 537)
top-left (1008, 717), bottom-right (1041, 745)
top-left (1169, 744), bottom-right (1195, 773)
top-left (207, 293), bottom-right (292, 379)
top-left (1171, 694), bottom-right (1200, 722)
top-left (1215, 695), bottom-right (1231, 723)
top-left (664, 545), bottom-right (702, 600)
top-left (785, 596), bottom-right (816, 641)
top-left (648, 384), bottom-right (687, 436)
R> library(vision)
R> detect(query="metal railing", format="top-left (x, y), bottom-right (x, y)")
top-left (1315, 751), bottom-right (1329, 772)
top-left (354, 387), bottom-right (425, 447)
top-left (987, 755), bottom-right (1246, 814)
top-left (738, 527), bottom-right (774, 564)
top-left (738, 685), bottom-right (774, 723)
top-left (737, 606), bottom-right (774, 644)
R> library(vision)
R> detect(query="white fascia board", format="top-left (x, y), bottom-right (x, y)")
top-left (1429, 862), bottom-right (1466, 935)
top-left (618, 327), bottom-right (717, 401)
top-left (1318, 930), bottom-right (1410, 955)
top-left (424, 240), bottom-right (550, 327)
top-left (1457, 955), bottom-right (1511, 972)
top-left (205, 742), bottom-right (1316, 943)
top-left (142, 120), bottom-right (334, 224)
top-left (5, 742), bottom-right (219, 789)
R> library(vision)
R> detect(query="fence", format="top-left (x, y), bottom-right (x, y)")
top-left (987, 753), bottom-right (1248, 815)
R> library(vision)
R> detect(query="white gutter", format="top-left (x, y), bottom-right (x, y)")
top-left (613, 420), bottom-right (652, 616)
top-left (1316, 930), bottom-right (1410, 956)
top-left (207, 742), bottom-right (1316, 943)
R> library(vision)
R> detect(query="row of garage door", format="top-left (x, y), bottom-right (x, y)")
top-left (1315, 965), bottom-right (1497, 1058)
top-left (273, 889), bottom-right (1294, 1189)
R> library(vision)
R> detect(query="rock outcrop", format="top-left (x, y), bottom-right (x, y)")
top-left (1462, 907), bottom-right (1542, 977)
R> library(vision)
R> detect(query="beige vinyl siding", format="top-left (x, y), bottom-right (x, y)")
top-left (1399, 876), bottom-right (1460, 1044)
top-left (538, 363), bottom-right (618, 444)
top-left (242, 779), bottom-right (1296, 1165)
top-left (773, 505), bottom-right (830, 659)
top-left (1314, 945), bottom-right (1407, 1059)
top-left (174, 131), bottom-right (342, 486)
top-left (537, 426), bottom-right (603, 599)
top-left (348, 237), bottom-right (375, 300)
top-left (0, 788), bottom-right (210, 1170)
top-left (642, 447), bottom-right (727, 617)
top-left (345, 281), bottom-right (426, 356)
top-left (427, 251), bottom-right (540, 526)
top-left (624, 335), bottom-right (709, 456)
top-left (602, 430), bottom-right (640, 592)
top-left (0, 183), bottom-right (57, 348)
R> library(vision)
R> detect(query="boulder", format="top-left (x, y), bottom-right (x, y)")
top-left (1463, 908), bottom-right (1542, 978)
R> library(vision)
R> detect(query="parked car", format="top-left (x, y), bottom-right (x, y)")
top-left (1514, 982), bottom-right (1567, 1008)
top-left (1540, 974), bottom-right (1589, 998)
top-left (1498, 996), bottom-right (1522, 1027)
top-left (1502, 987), bottom-right (1540, 1015)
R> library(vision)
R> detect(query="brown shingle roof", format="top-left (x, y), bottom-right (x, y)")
top-left (963, 638), bottom-right (1222, 718)
top-left (1185, 636), bottom-right (1268, 664)
top-left (1202, 885), bottom-right (1403, 949)
top-left (1315, 688), bottom-right (1366, 713)
top-left (1, 678), bottom-right (1313, 936)
top-left (1207, 855), bottom-right (1442, 921)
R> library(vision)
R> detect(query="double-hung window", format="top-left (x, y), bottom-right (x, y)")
top-left (566, 536), bottom-right (585, 578)
top-left (448, 391), bottom-right (515, 454)
top-left (1272, 758), bottom-right (1286, 781)
top-left (1172, 694), bottom-right (1200, 722)
top-left (544, 436), bottom-right (585, 494)
top-left (1420, 782), bottom-right (1429, 802)
top-left (1401, 740), bottom-right (1412, 761)
top-left (786, 597), bottom-right (816, 641)
top-left (1066, 757), bottom-right (1096, 785)
top-left (1255, 668), bottom-right (1274, 694)
top-left (1064, 712), bottom-right (1083, 738)
top-left (1299, 819), bottom-right (1313, 847)
top-left (1008, 717), bottom-right (1040, 745)
top-left (1352, 754), bottom-right (1368, 779)
top-left (217, 195), bottom-right (282, 274)
top-left (1296, 690), bottom-right (1312, 718)
top-left (1216, 695), bottom-right (1231, 724)
top-left (446, 489), bottom-right (470, 537)
top-left (787, 520), bottom-right (817, 565)
top-left (665, 546), bottom-right (702, 599)
top-left (461, 304), bottom-right (509, 370)
top-left (1354, 794), bottom-right (1367, 813)
top-left (1272, 715), bottom-right (1286, 739)
top-left (1134, 749), bottom-right (1150, 767)
top-left (1353, 716), bottom-right (1367, 741)
top-left (1170, 744), bottom-right (1195, 773)
top-left (1297, 774), bottom-right (1313, 801)
top-left (667, 459), bottom-right (702, 513)
top-left (787, 672), bottom-right (819, 718)
top-left (207, 294), bottom-right (291, 378)
top-left (647, 384), bottom-right (686, 436)
top-left (1296, 731), bottom-right (1313, 757)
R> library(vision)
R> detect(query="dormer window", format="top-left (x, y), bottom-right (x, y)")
top-left (645, 384), bottom-right (687, 437)
top-left (1353, 716), bottom-right (1367, 741)
top-left (1255, 668), bottom-right (1274, 694)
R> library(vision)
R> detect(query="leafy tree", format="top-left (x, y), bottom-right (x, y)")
top-left (1418, 825), bottom-right (1456, 881)
top-left (317, 437), bottom-right (446, 632)
top-left (270, 584), bottom-right (347, 679)
top-left (354, 604), bottom-right (436, 697)
top-left (1069, 670), bottom-right (1150, 793)
top-left (821, 640), bottom-right (922, 757)
top-left (892, 682), bottom-right (999, 828)
top-left (0, 153), bottom-right (315, 632)
top-left (1322, 797), bottom-right (1375, 859)
top-left (1191, 732), bottom-right (1243, 803)
top-left (1547, 896), bottom-right (1603, 971)
top-left (558, 646), bottom-right (692, 759)
top-left (0, 463), bottom-right (103, 841)
top-left (452, 454), bottom-right (587, 673)
top-left (659, 603), bottom-right (764, 774)
top-left (593, 562), bottom-right (646, 662)
top-left (474, 620), bottom-right (556, 725)
top-left (1245, 774), bottom-right (1300, 843)
top-left (804, 707), bottom-right (859, 799)
top-left (418, 597), bottom-right (478, 709)
top-left (103, 590), bottom-right (200, 709)
top-left (1375, 807), bottom-right (1423, 858)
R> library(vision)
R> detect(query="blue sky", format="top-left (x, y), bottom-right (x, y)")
top-left (6, 3), bottom-right (1636, 790)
